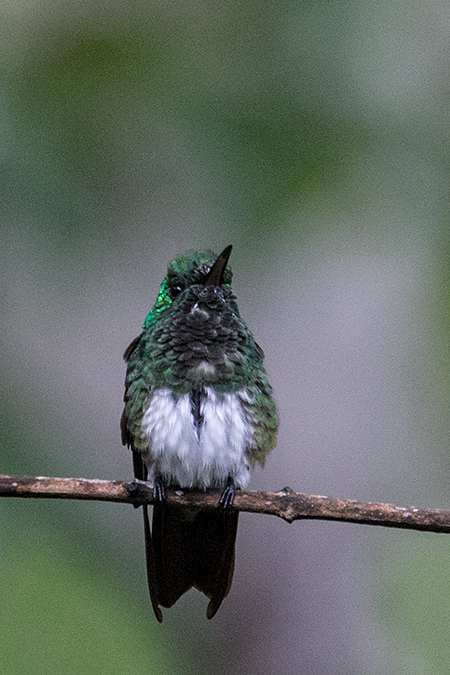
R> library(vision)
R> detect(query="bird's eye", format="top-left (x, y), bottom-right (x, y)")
top-left (172, 284), bottom-right (184, 298)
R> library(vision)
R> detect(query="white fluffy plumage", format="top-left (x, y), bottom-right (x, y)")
top-left (141, 387), bottom-right (256, 488)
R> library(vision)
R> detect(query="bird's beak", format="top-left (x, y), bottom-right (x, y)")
top-left (203, 245), bottom-right (232, 286)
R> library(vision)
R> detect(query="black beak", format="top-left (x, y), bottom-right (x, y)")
top-left (203, 245), bottom-right (232, 286)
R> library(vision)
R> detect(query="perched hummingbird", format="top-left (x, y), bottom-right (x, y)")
top-left (121, 246), bottom-right (278, 621)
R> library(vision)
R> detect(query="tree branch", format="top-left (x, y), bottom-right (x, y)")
top-left (1, 473), bottom-right (449, 533)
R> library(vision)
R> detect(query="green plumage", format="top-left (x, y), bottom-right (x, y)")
top-left (122, 249), bottom-right (278, 466)
top-left (121, 247), bottom-right (278, 621)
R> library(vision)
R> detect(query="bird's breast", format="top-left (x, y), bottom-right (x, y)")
top-left (141, 387), bottom-right (256, 488)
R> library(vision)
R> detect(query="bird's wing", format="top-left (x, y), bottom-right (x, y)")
top-left (247, 365), bottom-right (279, 467)
top-left (121, 332), bottom-right (153, 477)
top-left (121, 333), bottom-right (163, 621)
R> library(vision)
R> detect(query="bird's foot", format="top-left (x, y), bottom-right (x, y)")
top-left (129, 478), bottom-right (152, 508)
top-left (219, 477), bottom-right (236, 510)
top-left (153, 475), bottom-right (166, 504)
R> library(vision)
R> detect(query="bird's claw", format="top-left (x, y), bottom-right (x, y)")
top-left (219, 478), bottom-right (236, 510)
top-left (153, 475), bottom-right (166, 504)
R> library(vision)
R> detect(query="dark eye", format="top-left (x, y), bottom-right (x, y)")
top-left (172, 284), bottom-right (185, 298)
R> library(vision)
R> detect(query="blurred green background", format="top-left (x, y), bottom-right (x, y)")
top-left (2, 1), bottom-right (450, 673)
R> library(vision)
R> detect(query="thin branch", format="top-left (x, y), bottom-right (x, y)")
top-left (1, 473), bottom-right (449, 533)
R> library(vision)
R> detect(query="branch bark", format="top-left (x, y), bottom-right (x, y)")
top-left (1, 474), bottom-right (449, 533)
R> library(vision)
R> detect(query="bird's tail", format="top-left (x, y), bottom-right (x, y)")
top-left (143, 502), bottom-right (239, 621)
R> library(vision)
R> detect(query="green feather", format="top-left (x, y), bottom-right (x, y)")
top-left (122, 249), bottom-right (278, 466)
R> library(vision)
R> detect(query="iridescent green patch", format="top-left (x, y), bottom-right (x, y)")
top-left (143, 278), bottom-right (172, 328)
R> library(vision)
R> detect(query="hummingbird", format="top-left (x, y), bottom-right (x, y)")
top-left (121, 245), bottom-right (278, 621)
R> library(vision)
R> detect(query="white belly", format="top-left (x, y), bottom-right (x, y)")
top-left (141, 387), bottom-right (255, 488)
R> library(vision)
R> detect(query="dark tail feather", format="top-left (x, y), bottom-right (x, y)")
top-left (149, 504), bottom-right (239, 619)
top-left (152, 503), bottom-right (195, 609)
top-left (193, 509), bottom-right (239, 619)
top-left (142, 505), bottom-right (163, 623)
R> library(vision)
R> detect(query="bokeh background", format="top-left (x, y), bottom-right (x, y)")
top-left (2, 2), bottom-right (450, 673)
